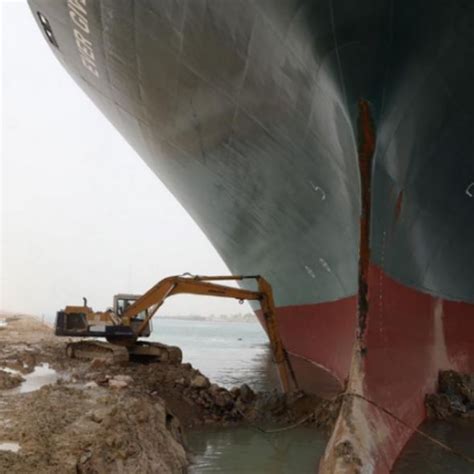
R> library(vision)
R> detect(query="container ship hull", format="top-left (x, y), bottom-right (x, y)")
top-left (29, 0), bottom-right (474, 471)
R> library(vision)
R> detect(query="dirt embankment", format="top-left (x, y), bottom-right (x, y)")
top-left (426, 370), bottom-right (474, 420)
top-left (0, 314), bottom-right (338, 473)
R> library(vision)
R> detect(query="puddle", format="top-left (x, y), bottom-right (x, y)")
top-left (19, 363), bottom-right (58, 393)
top-left (2, 364), bottom-right (58, 394)
top-left (0, 441), bottom-right (20, 453)
top-left (0, 319), bottom-right (7, 328)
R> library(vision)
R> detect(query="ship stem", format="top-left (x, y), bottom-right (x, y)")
top-left (356, 98), bottom-right (376, 344)
top-left (319, 99), bottom-right (378, 473)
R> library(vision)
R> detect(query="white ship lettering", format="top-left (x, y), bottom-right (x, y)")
top-left (68, 0), bottom-right (99, 78)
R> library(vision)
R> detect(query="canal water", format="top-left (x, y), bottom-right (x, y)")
top-left (392, 418), bottom-right (474, 473)
top-left (151, 318), bottom-right (473, 473)
top-left (187, 427), bottom-right (328, 474)
top-left (151, 318), bottom-right (279, 391)
top-left (151, 318), bottom-right (329, 473)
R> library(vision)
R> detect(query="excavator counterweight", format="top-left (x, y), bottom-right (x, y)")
top-left (55, 274), bottom-right (296, 392)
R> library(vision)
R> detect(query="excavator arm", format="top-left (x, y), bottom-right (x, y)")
top-left (122, 274), bottom-right (296, 392)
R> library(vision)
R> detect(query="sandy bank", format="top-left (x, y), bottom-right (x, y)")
top-left (0, 314), bottom-right (338, 473)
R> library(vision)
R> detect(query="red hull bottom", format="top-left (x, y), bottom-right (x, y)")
top-left (259, 265), bottom-right (474, 472)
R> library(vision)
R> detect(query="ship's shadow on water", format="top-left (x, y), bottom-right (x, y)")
top-left (393, 418), bottom-right (474, 474)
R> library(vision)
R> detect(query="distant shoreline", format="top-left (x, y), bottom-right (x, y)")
top-left (0, 311), bottom-right (258, 325)
top-left (159, 315), bottom-right (258, 323)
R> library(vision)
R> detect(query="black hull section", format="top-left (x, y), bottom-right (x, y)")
top-left (28, 0), bottom-right (474, 308)
top-left (29, 2), bottom-right (474, 471)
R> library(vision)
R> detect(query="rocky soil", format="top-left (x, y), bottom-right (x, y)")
top-left (0, 370), bottom-right (24, 390)
top-left (0, 314), bottom-right (338, 473)
top-left (426, 370), bottom-right (474, 420)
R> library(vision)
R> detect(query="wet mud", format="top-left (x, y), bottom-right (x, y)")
top-left (0, 314), bottom-right (337, 473)
top-left (426, 370), bottom-right (474, 420)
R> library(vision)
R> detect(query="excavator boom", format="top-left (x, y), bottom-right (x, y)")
top-left (122, 274), bottom-right (296, 392)
top-left (56, 274), bottom-right (296, 392)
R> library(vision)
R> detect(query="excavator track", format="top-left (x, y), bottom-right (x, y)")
top-left (128, 341), bottom-right (182, 363)
top-left (65, 340), bottom-right (182, 364)
top-left (65, 340), bottom-right (129, 363)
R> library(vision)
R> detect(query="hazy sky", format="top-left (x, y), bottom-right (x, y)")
top-left (1, 1), bottom-right (251, 317)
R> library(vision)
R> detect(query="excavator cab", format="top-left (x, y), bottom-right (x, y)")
top-left (113, 294), bottom-right (152, 337)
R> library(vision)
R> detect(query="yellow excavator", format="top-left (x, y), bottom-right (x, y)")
top-left (55, 274), bottom-right (296, 392)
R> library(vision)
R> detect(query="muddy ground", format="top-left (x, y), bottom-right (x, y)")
top-left (0, 314), bottom-right (339, 473)
top-left (426, 370), bottom-right (474, 420)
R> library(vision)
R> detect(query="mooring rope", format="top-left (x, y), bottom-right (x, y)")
top-left (240, 390), bottom-right (474, 466)
top-left (340, 391), bottom-right (474, 465)
top-left (251, 412), bottom-right (316, 434)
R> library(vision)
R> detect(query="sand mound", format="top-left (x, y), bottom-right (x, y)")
top-left (0, 384), bottom-right (187, 473)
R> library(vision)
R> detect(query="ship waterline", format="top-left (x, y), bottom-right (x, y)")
top-left (29, 0), bottom-right (474, 472)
